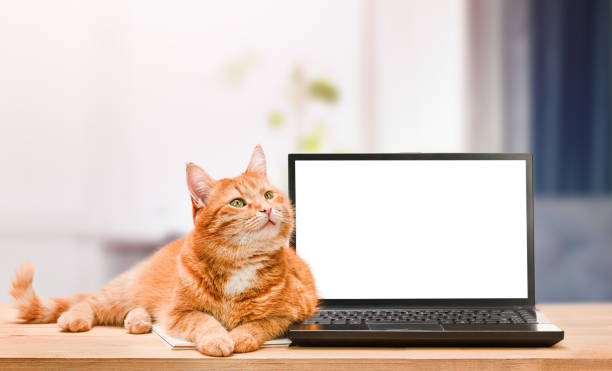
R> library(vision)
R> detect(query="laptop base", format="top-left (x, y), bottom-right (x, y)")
top-left (288, 309), bottom-right (564, 347)
top-left (289, 325), bottom-right (563, 347)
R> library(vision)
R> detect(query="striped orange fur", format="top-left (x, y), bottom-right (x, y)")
top-left (10, 145), bottom-right (318, 356)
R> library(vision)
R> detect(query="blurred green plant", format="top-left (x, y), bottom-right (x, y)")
top-left (287, 65), bottom-right (307, 112)
top-left (282, 65), bottom-right (340, 152)
top-left (223, 57), bottom-right (346, 153)
top-left (224, 53), bottom-right (257, 87)
top-left (308, 78), bottom-right (339, 104)
top-left (298, 123), bottom-right (327, 152)
top-left (267, 110), bottom-right (285, 129)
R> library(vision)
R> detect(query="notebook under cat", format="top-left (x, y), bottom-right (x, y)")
top-left (287, 153), bottom-right (564, 347)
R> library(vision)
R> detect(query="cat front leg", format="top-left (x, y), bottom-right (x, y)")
top-left (229, 317), bottom-right (292, 353)
top-left (124, 306), bottom-right (152, 334)
top-left (166, 309), bottom-right (234, 357)
top-left (57, 301), bottom-right (94, 332)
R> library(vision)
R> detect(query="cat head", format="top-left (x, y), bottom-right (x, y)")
top-left (186, 145), bottom-right (294, 256)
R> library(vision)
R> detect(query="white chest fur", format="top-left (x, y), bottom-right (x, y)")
top-left (224, 262), bottom-right (263, 296)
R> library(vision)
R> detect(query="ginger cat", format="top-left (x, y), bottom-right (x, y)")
top-left (10, 145), bottom-right (318, 356)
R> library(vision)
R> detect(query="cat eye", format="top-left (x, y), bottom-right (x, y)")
top-left (230, 198), bottom-right (246, 208)
top-left (264, 191), bottom-right (274, 200)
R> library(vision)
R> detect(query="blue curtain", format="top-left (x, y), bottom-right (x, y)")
top-left (531, 0), bottom-right (611, 196)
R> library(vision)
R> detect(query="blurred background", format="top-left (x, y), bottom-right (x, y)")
top-left (0, 0), bottom-right (610, 303)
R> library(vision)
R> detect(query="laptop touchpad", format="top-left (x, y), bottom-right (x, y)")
top-left (367, 324), bottom-right (443, 331)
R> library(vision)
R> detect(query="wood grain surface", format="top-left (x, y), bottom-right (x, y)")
top-left (1, 303), bottom-right (611, 370)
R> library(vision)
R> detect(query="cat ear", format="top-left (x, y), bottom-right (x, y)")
top-left (246, 145), bottom-right (267, 177)
top-left (186, 162), bottom-right (215, 208)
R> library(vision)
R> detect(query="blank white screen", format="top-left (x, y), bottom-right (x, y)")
top-left (294, 160), bottom-right (528, 299)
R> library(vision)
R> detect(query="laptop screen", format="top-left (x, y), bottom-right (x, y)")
top-left (293, 159), bottom-right (529, 299)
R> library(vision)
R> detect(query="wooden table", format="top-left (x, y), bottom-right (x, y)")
top-left (1, 303), bottom-right (611, 370)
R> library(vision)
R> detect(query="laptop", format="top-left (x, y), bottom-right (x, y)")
top-left (287, 153), bottom-right (564, 347)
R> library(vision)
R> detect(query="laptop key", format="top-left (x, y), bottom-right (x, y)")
top-left (366, 319), bottom-right (438, 324)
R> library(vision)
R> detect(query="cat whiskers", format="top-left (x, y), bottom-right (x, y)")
top-left (272, 209), bottom-right (291, 224)
top-left (245, 215), bottom-right (269, 231)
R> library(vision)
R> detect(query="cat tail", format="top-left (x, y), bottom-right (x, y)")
top-left (9, 261), bottom-right (88, 323)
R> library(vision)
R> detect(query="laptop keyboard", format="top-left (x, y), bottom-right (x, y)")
top-left (302, 309), bottom-right (538, 325)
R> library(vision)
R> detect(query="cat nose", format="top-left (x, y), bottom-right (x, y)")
top-left (259, 207), bottom-right (271, 216)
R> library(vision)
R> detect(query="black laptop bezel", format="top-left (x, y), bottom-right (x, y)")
top-left (288, 153), bottom-right (535, 308)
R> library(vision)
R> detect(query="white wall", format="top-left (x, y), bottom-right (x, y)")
top-left (0, 0), bottom-right (365, 239)
top-left (0, 0), bottom-right (367, 302)
top-left (0, 0), bottom-right (468, 303)
top-left (374, 0), bottom-right (467, 152)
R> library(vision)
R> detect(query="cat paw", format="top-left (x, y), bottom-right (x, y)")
top-left (57, 311), bottom-right (92, 332)
top-left (197, 333), bottom-right (234, 357)
top-left (229, 330), bottom-right (259, 353)
top-left (124, 307), bottom-right (152, 334)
